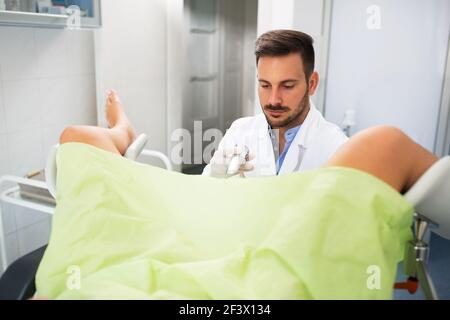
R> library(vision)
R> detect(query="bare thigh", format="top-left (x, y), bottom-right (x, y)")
top-left (59, 125), bottom-right (122, 155)
top-left (325, 126), bottom-right (438, 193)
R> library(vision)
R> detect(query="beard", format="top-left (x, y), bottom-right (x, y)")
top-left (263, 91), bottom-right (310, 129)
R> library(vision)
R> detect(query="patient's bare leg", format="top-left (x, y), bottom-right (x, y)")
top-left (59, 90), bottom-right (136, 155)
top-left (325, 126), bottom-right (438, 193)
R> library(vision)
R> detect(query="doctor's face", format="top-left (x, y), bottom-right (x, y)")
top-left (257, 53), bottom-right (318, 129)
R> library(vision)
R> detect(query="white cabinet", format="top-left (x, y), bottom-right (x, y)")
top-left (0, 0), bottom-right (101, 28)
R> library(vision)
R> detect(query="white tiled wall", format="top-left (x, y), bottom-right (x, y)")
top-left (0, 26), bottom-right (97, 273)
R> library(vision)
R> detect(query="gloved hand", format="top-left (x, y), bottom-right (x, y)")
top-left (209, 145), bottom-right (254, 178)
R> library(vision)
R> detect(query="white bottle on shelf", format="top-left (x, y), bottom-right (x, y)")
top-left (342, 109), bottom-right (356, 137)
top-left (0, 0), bottom-right (6, 11)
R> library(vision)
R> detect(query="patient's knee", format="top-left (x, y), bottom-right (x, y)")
top-left (362, 126), bottom-right (409, 149)
top-left (344, 126), bottom-right (411, 165)
top-left (60, 126), bottom-right (86, 145)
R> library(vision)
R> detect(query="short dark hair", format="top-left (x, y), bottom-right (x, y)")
top-left (255, 29), bottom-right (315, 81)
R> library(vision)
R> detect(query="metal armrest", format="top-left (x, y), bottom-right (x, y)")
top-left (0, 245), bottom-right (47, 300)
top-left (139, 149), bottom-right (173, 171)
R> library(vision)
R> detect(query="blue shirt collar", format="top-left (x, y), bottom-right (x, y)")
top-left (284, 126), bottom-right (301, 143)
top-left (268, 125), bottom-right (301, 142)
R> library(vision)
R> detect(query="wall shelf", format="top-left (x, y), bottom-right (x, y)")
top-left (0, 10), bottom-right (68, 27)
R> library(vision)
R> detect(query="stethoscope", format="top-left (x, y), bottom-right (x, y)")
top-left (292, 145), bottom-right (307, 172)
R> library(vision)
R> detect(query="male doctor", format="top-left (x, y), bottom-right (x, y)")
top-left (203, 29), bottom-right (348, 177)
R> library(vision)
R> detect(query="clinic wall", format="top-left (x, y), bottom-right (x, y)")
top-left (293, 0), bottom-right (330, 112)
top-left (324, 0), bottom-right (450, 151)
top-left (0, 26), bottom-right (97, 271)
top-left (95, 0), bottom-right (168, 157)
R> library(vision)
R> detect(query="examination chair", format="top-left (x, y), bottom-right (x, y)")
top-left (0, 139), bottom-right (449, 299)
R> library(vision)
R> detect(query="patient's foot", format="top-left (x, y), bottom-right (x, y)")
top-left (105, 90), bottom-right (137, 144)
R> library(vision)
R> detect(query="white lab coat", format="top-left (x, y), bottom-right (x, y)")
top-left (202, 102), bottom-right (349, 177)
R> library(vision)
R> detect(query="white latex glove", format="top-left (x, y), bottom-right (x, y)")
top-left (209, 145), bottom-right (254, 178)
